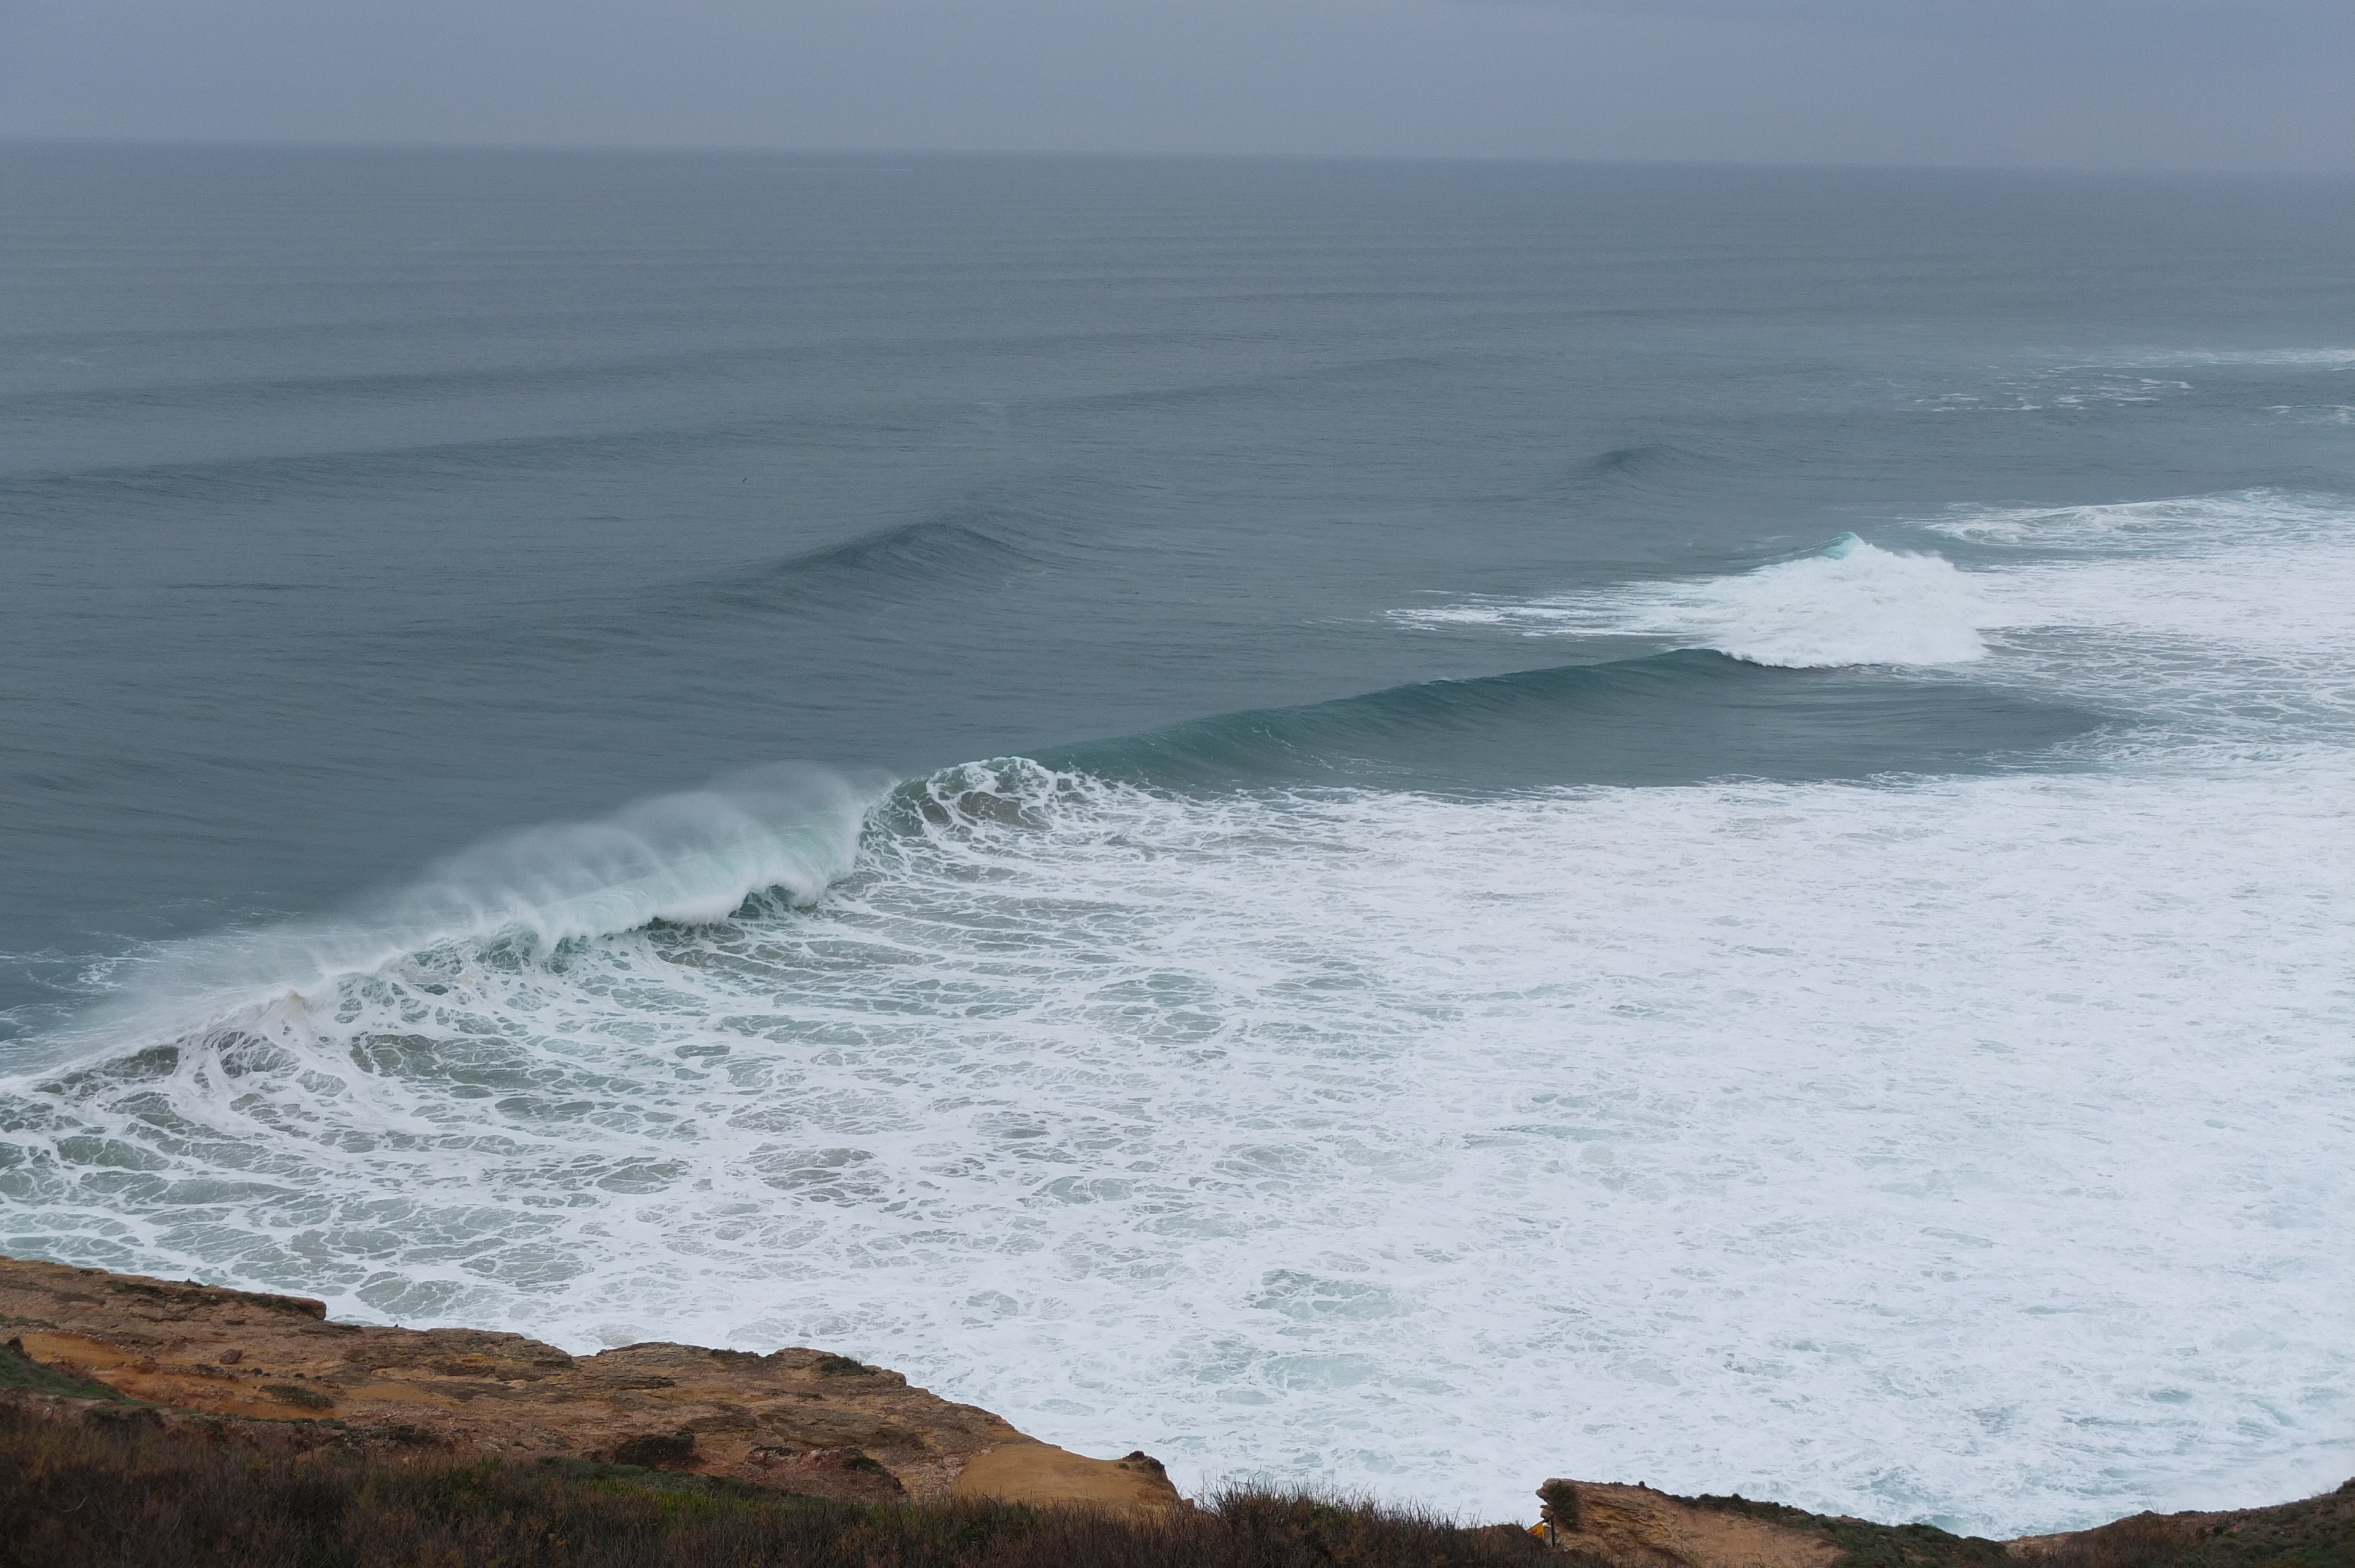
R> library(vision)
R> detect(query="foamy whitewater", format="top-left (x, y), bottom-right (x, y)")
top-left (3, 152), bottom-right (2349, 1538)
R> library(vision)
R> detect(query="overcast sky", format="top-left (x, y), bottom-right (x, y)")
top-left (3, 0), bottom-right (2350, 171)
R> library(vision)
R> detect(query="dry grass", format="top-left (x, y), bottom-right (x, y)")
top-left (2018, 1481), bottom-right (2355, 1568)
top-left (0, 1403), bottom-right (1550, 1567)
top-left (1683, 1482), bottom-right (2355, 1568)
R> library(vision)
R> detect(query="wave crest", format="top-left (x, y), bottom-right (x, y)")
top-left (78, 764), bottom-right (886, 1048)
top-left (1398, 537), bottom-right (1992, 668)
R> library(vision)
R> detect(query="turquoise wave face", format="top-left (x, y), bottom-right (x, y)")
top-left (1036, 651), bottom-right (2101, 793)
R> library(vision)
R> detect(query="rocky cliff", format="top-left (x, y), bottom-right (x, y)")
top-left (0, 1253), bottom-right (1182, 1514)
top-left (7, 1253), bottom-right (2347, 1564)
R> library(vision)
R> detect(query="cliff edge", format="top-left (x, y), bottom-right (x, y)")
top-left (8, 1253), bottom-right (2347, 1564)
top-left (0, 1253), bottom-right (1182, 1514)
top-left (1528, 1476), bottom-right (2355, 1567)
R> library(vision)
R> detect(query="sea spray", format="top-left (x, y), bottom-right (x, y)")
top-left (49, 764), bottom-right (885, 1063)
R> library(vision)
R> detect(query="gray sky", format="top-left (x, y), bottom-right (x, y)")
top-left (4, 0), bottom-right (2350, 171)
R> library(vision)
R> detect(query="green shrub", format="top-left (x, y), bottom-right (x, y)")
top-left (609, 1430), bottom-right (698, 1469)
top-left (0, 1337), bottom-right (128, 1401)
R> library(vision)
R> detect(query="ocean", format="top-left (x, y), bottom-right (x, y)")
top-left (1, 145), bottom-right (2349, 1533)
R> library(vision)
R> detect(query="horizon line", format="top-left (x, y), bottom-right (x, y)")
top-left (4, 134), bottom-right (2349, 182)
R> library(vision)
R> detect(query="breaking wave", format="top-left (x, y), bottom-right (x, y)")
top-left (1397, 493), bottom-right (2355, 735)
top-left (61, 765), bottom-right (884, 1057)
top-left (1395, 536), bottom-right (1996, 668)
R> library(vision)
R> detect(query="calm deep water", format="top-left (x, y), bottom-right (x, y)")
top-left (2, 146), bottom-right (2350, 1532)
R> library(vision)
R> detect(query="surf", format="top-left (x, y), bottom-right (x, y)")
top-left (1395, 536), bottom-right (1996, 669)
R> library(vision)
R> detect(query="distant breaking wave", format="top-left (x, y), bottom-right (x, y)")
top-left (1395, 495), bottom-right (2355, 738)
top-left (1395, 536), bottom-right (1995, 667)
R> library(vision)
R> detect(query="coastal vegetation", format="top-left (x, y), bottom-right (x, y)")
top-left (0, 1403), bottom-right (1550, 1567)
top-left (6, 1401), bottom-right (2349, 1567)
top-left (1666, 1487), bottom-right (2355, 1568)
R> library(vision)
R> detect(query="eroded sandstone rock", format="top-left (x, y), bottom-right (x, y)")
top-left (0, 1253), bottom-right (1182, 1513)
top-left (1528, 1475), bottom-right (2355, 1567)
top-left (1533, 1481), bottom-right (1840, 1568)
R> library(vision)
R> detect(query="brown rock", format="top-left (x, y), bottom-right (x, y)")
top-left (0, 1254), bottom-right (1185, 1513)
top-left (1533, 1481), bottom-right (1838, 1568)
top-left (1528, 1476), bottom-right (2355, 1567)
top-left (752, 1445), bottom-right (911, 1503)
top-left (949, 1441), bottom-right (1188, 1519)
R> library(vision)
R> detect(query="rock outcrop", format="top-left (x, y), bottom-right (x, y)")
top-left (0, 1254), bottom-right (1183, 1514)
top-left (1533, 1482), bottom-right (1844, 1567)
top-left (1528, 1474), bottom-right (2355, 1567)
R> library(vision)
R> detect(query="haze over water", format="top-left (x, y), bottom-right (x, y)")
top-left (2, 146), bottom-right (2350, 1533)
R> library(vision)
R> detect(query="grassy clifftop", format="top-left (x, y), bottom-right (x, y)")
top-left (0, 1398), bottom-right (1549, 1568)
top-left (1679, 1486), bottom-right (2355, 1568)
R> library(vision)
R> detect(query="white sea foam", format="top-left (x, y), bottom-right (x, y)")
top-left (1911, 368), bottom-right (2194, 414)
top-left (1921, 491), bottom-right (2355, 733)
top-left (1922, 489), bottom-right (2351, 552)
top-left (1397, 537), bottom-right (1996, 668)
top-left (2118, 348), bottom-right (2355, 368)
top-left (2, 756), bottom-right (2348, 1534)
